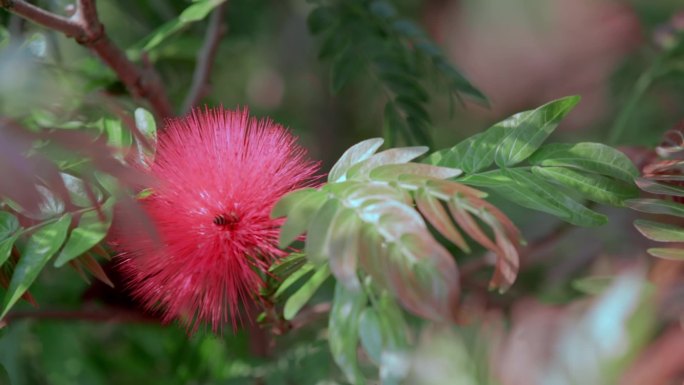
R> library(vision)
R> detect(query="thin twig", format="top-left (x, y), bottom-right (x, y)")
top-left (181, 2), bottom-right (227, 114)
top-left (2, 0), bottom-right (173, 120)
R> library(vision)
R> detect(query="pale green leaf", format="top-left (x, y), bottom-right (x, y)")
top-left (572, 275), bottom-right (614, 295)
top-left (626, 198), bottom-right (684, 217)
top-left (647, 247), bottom-right (684, 260)
top-left (327, 208), bottom-right (362, 291)
top-left (347, 147), bottom-right (429, 180)
top-left (305, 199), bottom-right (342, 264)
top-left (329, 138), bottom-right (384, 182)
top-left (329, 282), bottom-right (367, 385)
top-left (1, 213), bottom-right (72, 318)
top-left (61, 173), bottom-right (103, 208)
top-left (529, 142), bottom-right (638, 183)
top-left (358, 307), bottom-right (383, 364)
top-left (369, 163), bottom-right (461, 181)
top-left (634, 219), bottom-right (684, 242)
top-left (283, 265), bottom-right (330, 320)
top-left (278, 191), bottom-right (328, 249)
top-left (494, 96), bottom-right (580, 167)
top-left (635, 177), bottom-right (684, 197)
top-left (271, 188), bottom-right (321, 219)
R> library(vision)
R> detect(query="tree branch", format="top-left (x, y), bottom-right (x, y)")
top-left (1, 308), bottom-right (157, 325)
top-left (1, 0), bottom-right (81, 37)
top-left (1, 0), bottom-right (173, 120)
top-left (181, 2), bottom-right (227, 114)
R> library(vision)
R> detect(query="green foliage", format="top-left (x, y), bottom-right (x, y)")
top-left (273, 136), bottom-right (525, 382)
top-left (428, 96), bottom-right (639, 226)
top-left (307, 0), bottom-right (486, 146)
top-left (128, 0), bottom-right (227, 58)
top-left (0, 214), bottom-right (72, 319)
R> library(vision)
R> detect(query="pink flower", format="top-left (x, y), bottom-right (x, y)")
top-left (116, 107), bottom-right (318, 332)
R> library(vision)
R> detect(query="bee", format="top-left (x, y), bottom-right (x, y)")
top-left (213, 212), bottom-right (240, 227)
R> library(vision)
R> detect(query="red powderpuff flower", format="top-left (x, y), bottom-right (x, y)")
top-left (116, 107), bottom-right (319, 332)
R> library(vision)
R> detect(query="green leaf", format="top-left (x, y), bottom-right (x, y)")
top-left (358, 307), bottom-right (383, 363)
top-left (369, 163), bottom-right (462, 181)
top-left (129, 0), bottom-right (225, 55)
top-left (531, 166), bottom-right (638, 206)
top-left (494, 96), bottom-right (581, 167)
top-left (528, 142), bottom-right (639, 183)
top-left (347, 147), bottom-right (429, 179)
top-left (634, 219), bottom-right (684, 242)
top-left (647, 248), bottom-right (684, 260)
top-left (461, 169), bottom-right (607, 226)
top-left (329, 282), bottom-right (367, 385)
top-left (329, 138), bottom-right (384, 183)
top-left (61, 173), bottom-right (102, 208)
top-left (305, 199), bottom-right (342, 264)
top-left (0, 234), bottom-right (19, 267)
top-left (327, 208), bottom-right (362, 291)
top-left (572, 275), bottom-right (614, 295)
top-left (54, 199), bottom-right (114, 267)
top-left (283, 265), bottom-right (330, 321)
top-left (330, 48), bottom-right (364, 93)
top-left (271, 188), bottom-right (321, 219)
top-left (626, 198), bottom-right (684, 217)
top-left (278, 191), bottom-right (327, 249)
top-left (423, 132), bottom-right (482, 171)
top-left (635, 178), bottom-right (684, 197)
top-left (307, 6), bottom-right (337, 35)
top-left (274, 262), bottom-right (315, 298)
top-left (1, 213), bottom-right (72, 318)
top-left (134, 107), bottom-right (157, 164)
top-left (0, 212), bottom-right (19, 241)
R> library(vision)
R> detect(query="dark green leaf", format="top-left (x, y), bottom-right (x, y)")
top-left (529, 142), bottom-right (639, 183)
top-left (0, 234), bottom-right (19, 267)
top-left (54, 199), bottom-right (114, 267)
top-left (330, 49), bottom-right (365, 93)
top-left (329, 282), bottom-right (367, 385)
top-left (531, 166), bottom-right (638, 206)
top-left (283, 265), bottom-right (330, 321)
top-left (494, 96), bottom-right (581, 167)
top-left (0, 212), bottom-right (19, 241)
top-left (274, 262), bottom-right (314, 298)
top-left (461, 169), bottom-right (607, 226)
top-left (1, 213), bottom-right (72, 318)
top-left (307, 6), bottom-right (337, 34)
top-left (634, 219), bottom-right (684, 242)
top-left (318, 31), bottom-right (350, 60)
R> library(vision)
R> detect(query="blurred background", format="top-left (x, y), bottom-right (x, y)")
top-left (1, 0), bottom-right (684, 384)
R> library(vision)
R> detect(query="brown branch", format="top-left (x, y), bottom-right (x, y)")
top-left (1, 308), bottom-right (158, 325)
top-left (2, 0), bottom-right (173, 120)
top-left (180, 2), bottom-right (228, 114)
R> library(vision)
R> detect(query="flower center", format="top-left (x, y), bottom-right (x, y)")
top-left (213, 212), bottom-right (240, 230)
